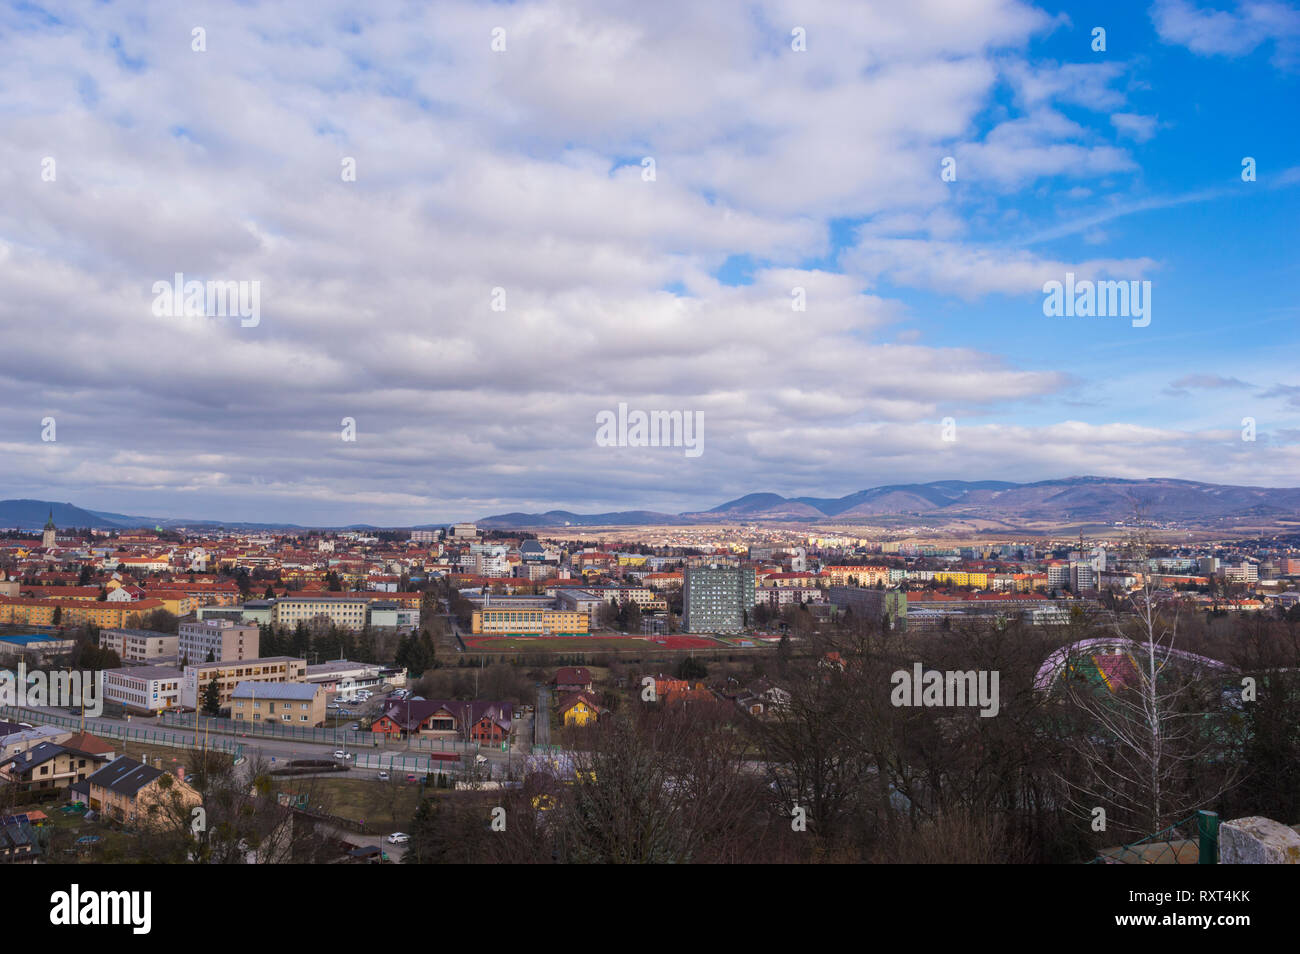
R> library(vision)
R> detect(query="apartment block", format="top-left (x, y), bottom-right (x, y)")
top-left (99, 628), bottom-right (178, 663)
top-left (683, 566), bottom-right (757, 634)
top-left (272, 596), bottom-right (369, 631)
top-left (178, 618), bottom-right (259, 665)
top-left (181, 656), bottom-right (307, 710)
top-left (827, 586), bottom-right (907, 627)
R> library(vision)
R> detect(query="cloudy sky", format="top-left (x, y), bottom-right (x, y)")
top-left (2, 0), bottom-right (1298, 525)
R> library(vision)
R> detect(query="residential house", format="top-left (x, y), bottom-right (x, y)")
top-left (370, 699), bottom-right (512, 744)
top-left (0, 741), bottom-right (111, 793)
top-left (552, 666), bottom-right (594, 693)
top-left (84, 757), bottom-right (200, 828)
top-left (557, 692), bottom-right (604, 727)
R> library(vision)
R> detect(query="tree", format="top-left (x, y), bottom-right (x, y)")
top-left (675, 656), bottom-right (708, 681)
top-left (1053, 519), bottom-right (1241, 838)
top-left (201, 677), bottom-right (222, 716)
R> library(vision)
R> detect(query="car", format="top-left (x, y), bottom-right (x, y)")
top-left (387, 832), bottom-right (410, 844)
top-left (474, 755), bottom-right (488, 765)
top-left (333, 750), bottom-right (349, 760)
top-left (406, 774), bottom-right (418, 783)
top-left (377, 771), bottom-right (390, 781)
top-left (349, 722), bottom-right (360, 730)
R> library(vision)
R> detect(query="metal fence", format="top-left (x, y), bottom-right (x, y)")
top-left (0, 705), bottom-right (243, 757)
top-left (1091, 811), bottom-right (1219, 864)
top-left (161, 710), bottom-right (378, 747)
top-left (157, 710), bottom-right (492, 755)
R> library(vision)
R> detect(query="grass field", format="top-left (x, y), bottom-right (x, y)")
top-left (275, 776), bottom-right (424, 832)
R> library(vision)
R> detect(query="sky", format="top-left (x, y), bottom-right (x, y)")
top-left (1, 0), bottom-right (1298, 526)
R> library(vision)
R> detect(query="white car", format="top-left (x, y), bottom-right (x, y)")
top-left (387, 832), bottom-right (410, 844)
top-left (333, 750), bottom-right (353, 760)
top-left (377, 771), bottom-right (390, 781)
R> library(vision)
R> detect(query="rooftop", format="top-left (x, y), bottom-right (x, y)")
top-left (231, 681), bottom-right (320, 700)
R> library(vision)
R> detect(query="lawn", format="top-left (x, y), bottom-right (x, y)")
top-left (275, 776), bottom-right (424, 833)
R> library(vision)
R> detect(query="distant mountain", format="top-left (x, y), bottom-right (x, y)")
top-left (479, 477), bottom-right (1300, 529)
top-left (10, 476), bottom-right (1300, 533)
top-left (0, 500), bottom-right (146, 530)
top-left (0, 499), bottom-right (309, 531)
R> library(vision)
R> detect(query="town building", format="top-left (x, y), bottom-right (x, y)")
top-left (99, 628), bottom-right (178, 663)
top-left (181, 656), bottom-right (306, 711)
top-left (84, 757), bottom-right (200, 828)
top-left (230, 681), bottom-right (325, 727)
top-left (682, 565), bottom-right (756, 634)
top-left (178, 618), bottom-right (259, 665)
top-left (102, 665), bottom-right (184, 714)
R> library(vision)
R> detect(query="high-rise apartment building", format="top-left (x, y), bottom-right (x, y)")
top-left (683, 566), bottom-right (756, 634)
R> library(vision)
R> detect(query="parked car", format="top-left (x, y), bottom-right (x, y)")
top-left (377, 771), bottom-right (390, 781)
top-left (387, 832), bottom-right (410, 844)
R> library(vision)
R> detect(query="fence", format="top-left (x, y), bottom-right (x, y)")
top-left (158, 710), bottom-right (489, 755)
top-left (161, 710), bottom-right (378, 747)
top-left (0, 705), bottom-right (243, 757)
top-left (1091, 811), bottom-right (1219, 864)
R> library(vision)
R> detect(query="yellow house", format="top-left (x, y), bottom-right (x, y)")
top-left (558, 693), bottom-right (603, 727)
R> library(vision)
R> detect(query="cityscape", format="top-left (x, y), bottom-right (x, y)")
top-left (1, 0), bottom-right (1296, 928)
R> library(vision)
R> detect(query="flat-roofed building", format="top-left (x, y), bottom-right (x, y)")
top-left (302, 660), bottom-right (398, 693)
top-left (367, 601), bottom-right (419, 630)
top-left (102, 665), bottom-right (184, 714)
top-left (827, 586), bottom-right (907, 627)
top-left (273, 596), bottom-right (370, 631)
top-left (470, 607), bottom-right (589, 636)
top-left (99, 628), bottom-right (178, 663)
top-left (181, 656), bottom-right (306, 711)
top-left (683, 566), bottom-right (756, 634)
top-left (178, 618), bottom-right (259, 666)
top-left (230, 681), bottom-right (325, 727)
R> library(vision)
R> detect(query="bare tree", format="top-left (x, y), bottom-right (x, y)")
top-left (1053, 516), bottom-right (1240, 838)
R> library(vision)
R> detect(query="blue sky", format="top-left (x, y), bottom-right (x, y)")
top-left (0, 0), bottom-right (1297, 525)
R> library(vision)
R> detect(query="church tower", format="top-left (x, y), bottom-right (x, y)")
top-left (43, 510), bottom-right (57, 549)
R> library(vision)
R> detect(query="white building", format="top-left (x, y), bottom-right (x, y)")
top-left (102, 665), bottom-right (184, 714)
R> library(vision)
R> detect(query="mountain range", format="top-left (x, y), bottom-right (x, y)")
top-left (476, 477), bottom-right (1300, 529)
top-left (5, 477), bottom-right (1300, 532)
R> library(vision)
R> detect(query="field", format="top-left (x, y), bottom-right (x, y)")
top-left (275, 776), bottom-right (423, 832)
top-left (463, 634), bottom-right (728, 652)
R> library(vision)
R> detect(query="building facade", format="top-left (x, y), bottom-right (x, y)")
top-left (683, 566), bottom-right (757, 634)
